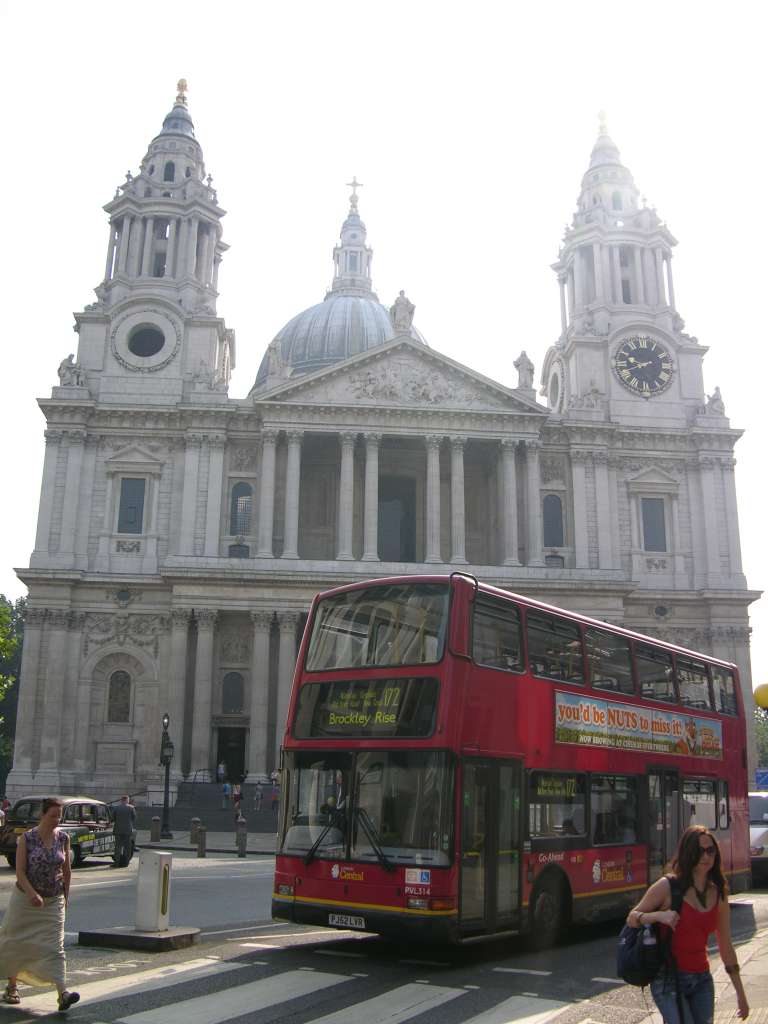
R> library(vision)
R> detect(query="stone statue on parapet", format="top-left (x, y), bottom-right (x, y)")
top-left (514, 350), bottom-right (535, 390)
top-left (390, 290), bottom-right (415, 332)
top-left (57, 353), bottom-right (86, 387)
top-left (705, 386), bottom-right (725, 415)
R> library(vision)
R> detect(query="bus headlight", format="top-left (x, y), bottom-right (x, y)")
top-left (407, 897), bottom-right (429, 910)
top-left (277, 884), bottom-right (294, 896)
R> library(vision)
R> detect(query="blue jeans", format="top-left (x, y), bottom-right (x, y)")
top-left (650, 970), bottom-right (714, 1024)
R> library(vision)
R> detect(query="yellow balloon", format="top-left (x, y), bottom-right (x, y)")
top-left (754, 683), bottom-right (768, 710)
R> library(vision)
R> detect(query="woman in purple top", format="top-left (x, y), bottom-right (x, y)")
top-left (0, 797), bottom-right (80, 1012)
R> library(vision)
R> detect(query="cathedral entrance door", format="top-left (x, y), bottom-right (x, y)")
top-left (217, 728), bottom-right (246, 782)
top-left (378, 476), bottom-right (416, 561)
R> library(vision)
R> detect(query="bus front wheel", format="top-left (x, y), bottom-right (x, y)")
top-left (528, 878), bottom-right (567, 950)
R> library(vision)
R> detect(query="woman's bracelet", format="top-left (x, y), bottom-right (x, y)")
top-left (725, 964), bottom-right (740, 975)
top-left (637, 912), bottom-right (645, 924)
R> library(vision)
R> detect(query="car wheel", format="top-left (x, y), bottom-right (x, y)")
top-left (70, 846), bottom-right (86, 868)
top-left (5, 853), bottom-right (15, 869)
top-left (528, 877), bottom-right (567, 950)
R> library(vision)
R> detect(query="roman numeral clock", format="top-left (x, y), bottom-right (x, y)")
top-left (612, 334), bottom-right (674, 397)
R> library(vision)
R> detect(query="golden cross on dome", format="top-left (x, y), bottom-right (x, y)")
top-left (176, 79), bottom-right (188, 106)
top-left (346, 176), bottom-right (363, 209)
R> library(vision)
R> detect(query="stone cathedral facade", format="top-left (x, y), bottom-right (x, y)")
top-left (8, 88), bottom-right (758, 799)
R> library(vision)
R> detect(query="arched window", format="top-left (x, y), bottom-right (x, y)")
top-left (163, 161), bottom-right (175, 182)
top-left (108, 670), bottom-right (131, 722)
top-left (230, 482), bottom-right (252, 535)
top-left (612, 191), bottom-right (622, 210)
top-left (543, 494), bottom-right (564, 547)
top-left (222, 672), bottom-right (244, 714)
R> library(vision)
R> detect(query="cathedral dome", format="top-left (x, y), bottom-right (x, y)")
top-left (252, 181), bottom-right (424, 390)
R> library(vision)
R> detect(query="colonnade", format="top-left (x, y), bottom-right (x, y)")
top-left (105, 212), bottom-right (220, 287)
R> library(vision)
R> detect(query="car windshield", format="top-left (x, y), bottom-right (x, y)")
top-left (11, 800), bottom-right (43, 820)
top-left (280, 750), bottom-right (453, 866)
top-left (749, 794), bottom-right (768, 825)
top-left (305, 583), bottom-right (449, 671)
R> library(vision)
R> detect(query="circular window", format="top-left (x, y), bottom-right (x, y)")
top-left (654, 605), bottom-right (669, 619)
top-left (128, 326), bottom-right (165, 358)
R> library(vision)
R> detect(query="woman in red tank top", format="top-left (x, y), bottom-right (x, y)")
top-left (627, 825), bottom-right (749, 1024)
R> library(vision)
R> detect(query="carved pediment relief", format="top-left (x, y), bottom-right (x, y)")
top-left (104, 444), bottom-right (164, 475)
top-left (626, 465), bottom-right (680, 494)
top-left (255, 340), bottom-right (543, 415)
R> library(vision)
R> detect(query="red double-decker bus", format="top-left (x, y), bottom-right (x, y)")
top-left (272, 573), bottom-right (749, 946)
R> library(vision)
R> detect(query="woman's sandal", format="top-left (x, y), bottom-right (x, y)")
top-left (57, 990), bottom-right (80, 1012)
top-left (2, 984), bottom-right (21, 1004)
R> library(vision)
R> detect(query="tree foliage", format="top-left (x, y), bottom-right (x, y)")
top-left (755, 706), bottom-right (768, 770)
top-left (0, 595), bottom-right (25, 790)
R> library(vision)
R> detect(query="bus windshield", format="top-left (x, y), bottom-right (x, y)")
top-left (305, 583), bottom-right (449, 671)
top-left (281, 750), bottom-right (453, 866)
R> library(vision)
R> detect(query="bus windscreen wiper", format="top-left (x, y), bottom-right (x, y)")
top-left (304, 809), bottom-right (345, 866)
top-left (356, 807), bottom-right (395, 872)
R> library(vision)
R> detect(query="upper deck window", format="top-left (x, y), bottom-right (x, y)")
top-left (472, 598), bottom-right (522, 671)
top-left (636, 642), bottom-right (676, 703)
top-left (305, 583), bottom-right (448, 671)
top-left (677, 657), bottom-right (713, 711)
top-left (712, 666), bottom-right (738, 716)
top-left (585, 626), bottom-right (634, 694)
top-left (526, 611), bottom-right (584, 684)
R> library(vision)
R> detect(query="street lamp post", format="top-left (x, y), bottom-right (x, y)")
top-left (159, 712), bottom-right (175, 839)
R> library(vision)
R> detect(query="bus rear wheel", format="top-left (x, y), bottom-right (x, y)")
top-left (528, 878), bottom-right (567, 950)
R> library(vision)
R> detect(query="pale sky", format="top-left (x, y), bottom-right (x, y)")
top-left (0, 1), bottom-right (765, 688)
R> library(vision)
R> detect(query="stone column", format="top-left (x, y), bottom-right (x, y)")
top-left (177, 218), bottom-right (188, 277)
top-left (643, 248), bottom-right (657, 306)
top-left (257, 429), bottom-right (278, 557)
top-left (558, 275), bottom-right (568, 334)
top-left (425, 435), bottom-right (442, 563)
top-left (282, 431), bottom-right (303, 559)
top-left (204, 436), bottom-right (226, 557)
top-left (593, 450), bottom-right (614, 569)
top-left (573, 248), bottom-right (584, 307)
top-left (190, 609), bottom-right (217, 775)
top-left (592, 242), bottom-right (604, 303)
top-left (248, 611), bottom-right (272, 777)
top-left (117, 214), bottom-right (132, 274)
top-left (362, 433), bottom-right (380, 561)
top-left (8, 608), bottom-right (46, 774)
top-left (275, 612), bottom-right (301, 759)
top-left (38, 610), bottom-right (70, 773)
top-left (633, 246), bottom-right (646, 304)
top-left (450, 437), bottom-right (467, 563)
top-left (167, 608), bottom-right (192, 776)
top-left (524, 440), bottom-right (544, 566)
top-left (140, 216), bottom-right (155, 276)
top-left (612, 246), bottom-right (622, 303)
top-left (75, 436), bottom-right (99, 567)
top-left (213, 252), bottom-right (221, 290)
top-left (59, 432), bottom-right (86, 559)
top-left (187, 216), bottom-right (199, 278)
top-left (654, 248), bottom-right (665, 305)
top-left (167, 217), bottom-right (178, 278)
top-left (60, 612), bottom-right (86, 775)
top-left (570, 449), bottom-right (589, 569)
top-left (336, 432), bottom-right (356, 560)
top-left (501, 439), bottom-right (520, 566)
top-left (721, 457), bottom-right (745, 578)
top-left (698, 456), bottom-right (722, 583)
top-left (179, 434), bottom-right (202, 555)
top-left (104, 221), bottom-right (118, 280)
top-left (567, 269), bottom-right (576, 317)
top-left (33, 431), bottom-right (62, 558)
top-left (665, 255), bottom-right (676, 309)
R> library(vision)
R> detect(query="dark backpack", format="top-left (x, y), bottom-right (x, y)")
top-left (617, 875), bottom-right (683, 987)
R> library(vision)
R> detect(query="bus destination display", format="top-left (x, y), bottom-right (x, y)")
top-left (293, 677), bottom-right (439, 738)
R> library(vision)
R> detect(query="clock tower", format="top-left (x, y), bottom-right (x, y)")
top-left (542, 116), bottom-right (705, 428)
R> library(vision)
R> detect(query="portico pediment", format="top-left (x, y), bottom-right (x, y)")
top-left (252, 336), bottom-right (545, 415)
top-left (626, 465), bottom-right (680, 493)
top-left (104, 444), bottom-right (164, 475)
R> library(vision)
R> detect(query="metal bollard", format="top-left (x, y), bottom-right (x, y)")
top-left (190, 817), bottom-right (200, 845)
top-left (236, 819), bottom-right (247, 858)
top-left (196, 825), bottom-right (207, 858)
top-left (150, 816), bottom-right (161, 843)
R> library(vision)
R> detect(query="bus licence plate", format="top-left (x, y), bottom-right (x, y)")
top-left (328, 913), bottom-right (366, 929)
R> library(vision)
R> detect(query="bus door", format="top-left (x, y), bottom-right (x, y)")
top-left (459, 759), bottom-right (522, 935)
top-left (648, 770), bottom-right (681, 882)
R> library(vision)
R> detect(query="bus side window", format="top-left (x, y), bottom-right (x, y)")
top-left (472, 599), bottom-right (522, 671)
top-left (718, 781), bottom-right (729, 829)
top-left (591, 775), bottom-right (638, 845)
top-left (677, 657), bottom-right (713, 710)
top-left (585, 626), bottom-right (634, 694)
top-left (635, 643), bottom-right (675, 702)
top-left (527, 611), bottom-right (584, 684)
top-left (682, 779), bottom-right (717, 829)
top-left (712, 666), bottom-right (738, 715)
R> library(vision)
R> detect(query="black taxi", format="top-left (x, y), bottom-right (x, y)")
top-left (0, 796), bottom-right (118, 868)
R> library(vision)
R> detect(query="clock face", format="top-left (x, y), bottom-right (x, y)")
top-left (612, 335), bottom-right (674, 397)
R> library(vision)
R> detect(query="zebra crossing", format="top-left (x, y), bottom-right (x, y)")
top-left (10, 954), bottom-right (572, 1024)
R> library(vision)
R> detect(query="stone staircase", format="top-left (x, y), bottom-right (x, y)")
top-left (136, 781), bottom-right (278, 833)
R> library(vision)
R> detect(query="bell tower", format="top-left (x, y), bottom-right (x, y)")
top-left (542, 116), bottom-right (706, 426)
top-left (71, 81), bottom-right (234, 403)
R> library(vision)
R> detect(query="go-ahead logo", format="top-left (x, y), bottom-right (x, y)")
top-left (331, 863), bottom-right (340, 879)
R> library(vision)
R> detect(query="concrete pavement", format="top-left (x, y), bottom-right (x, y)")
top-left (137, 828), bottom-right (277, 855)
